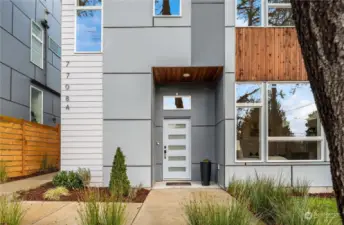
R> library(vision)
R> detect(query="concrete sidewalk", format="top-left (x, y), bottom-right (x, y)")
top-left (0, 172), bottom-right (57, 195)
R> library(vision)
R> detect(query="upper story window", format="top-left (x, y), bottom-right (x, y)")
top-left (163, 96), bottom-right (191, 110)
top-left (30, 20), bottom-right (44, 69)
top-left (154, 0), bottom-right (182, 17)
top-left (75, 0), bottom-right (102, 52)
top-left (236, 0), bottom-right (294, 27)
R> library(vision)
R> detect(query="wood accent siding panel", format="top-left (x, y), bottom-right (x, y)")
top-left (61, 0), bottom-right (103, 186)
top-left (236, 28), bottom-right (307, 81)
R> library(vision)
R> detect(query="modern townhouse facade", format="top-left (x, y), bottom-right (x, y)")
top-left (61, 0), bottom-right (332, 188)
top-left (0, 0), bottom-right (61, 126)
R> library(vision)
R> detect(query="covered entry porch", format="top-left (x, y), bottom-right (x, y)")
top-left (151, 66), bottom-right (225, 186)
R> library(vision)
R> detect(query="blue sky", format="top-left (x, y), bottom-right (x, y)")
top-left (155, 0), bottom-right (181, 15)
top-left (76, 10), bottom-right (101, 52)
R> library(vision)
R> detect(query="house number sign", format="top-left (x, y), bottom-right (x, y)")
top-left (65, 61), bottom-right (70, 111)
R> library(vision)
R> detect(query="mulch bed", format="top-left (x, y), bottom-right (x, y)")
top-left (293, 192), bottom-right (335, 198)
top-left (7, 169), bottom-right (59, 183)
top-left (17, 182), bottom-right (150, 203)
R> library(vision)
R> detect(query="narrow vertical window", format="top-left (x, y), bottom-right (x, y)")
top-left (30, 20), bottom-right (44, 68)
top-left (30, 86), bottom-right (43, 124)
top-left (154, 0), bottom-right (182, 17)
top-left (75, 0), bottom-right (102, 52)
top-left (236, 83), bottom-right (263, 161)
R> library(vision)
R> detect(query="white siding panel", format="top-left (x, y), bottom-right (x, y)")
top-left (62, 148), bottom-right (102, 154)
top-left (62, 130), bottom-right (103, 136)
top-left (61, 101), bottom-right (102, 107)
top-left (61, 154), bottom-right (103, 160)
top-left (62, 73), bottom-right (103, 79)
top-left (63, 55), bottom-right (103, 62)
top-left (61, 125), bottom-right (103, 131)
top-left (62, 90), bottom-right (103, 96)
top-left (61, 0), bottom-right (103, 187)
top-left (61, 142), bottom-right (102, 148)
top-left (62, 79), bottom-right (103, 84)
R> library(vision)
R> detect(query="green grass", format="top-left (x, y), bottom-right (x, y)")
top-left (183, 194), bottom-right (256, 225)
top-left (290, 197), bottom-right (341, 225)
top-left (0, 160), bottom-right (8, 184)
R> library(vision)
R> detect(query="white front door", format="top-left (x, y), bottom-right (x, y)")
top-left (163, 119), bottom-right (191, 180)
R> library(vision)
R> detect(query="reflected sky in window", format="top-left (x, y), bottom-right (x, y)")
top-left (164, 96), bottom-right (191, 110)
top-left (155, 0), bottom-right (181, 16)
top-left (236, 84), bottom-right (261, 103)
top-left (78, 0), bottom-right (102, 6)
top-left (268, 83), bottom-right (318, 137)
top-left (236, 0), bottom-right (261, 26)
top-left (76, 10), bottom-right (101, 52)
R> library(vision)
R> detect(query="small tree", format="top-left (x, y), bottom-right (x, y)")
top-left (109, 147), bottom-right (130, 197)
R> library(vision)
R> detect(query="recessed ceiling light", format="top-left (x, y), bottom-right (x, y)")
top-left (183, 73), bottom-right (190, 78)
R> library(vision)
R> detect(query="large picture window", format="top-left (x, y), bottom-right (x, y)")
top-left (154, 0), bottom-right (182, 17)
top-left (236, 82), bottom-right (324, 162)
top-left (236, 0), bottom-right (294, 27)
top-left (75, 0), bottom-right (102, 52)
top-left (30, 86), bottom-right (43, 124)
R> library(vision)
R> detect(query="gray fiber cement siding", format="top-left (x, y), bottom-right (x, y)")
top-left (0, 0), bottom-right (61, 125)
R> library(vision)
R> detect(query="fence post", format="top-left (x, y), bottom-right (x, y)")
top-left (21, 119), bottom-right (25, 176)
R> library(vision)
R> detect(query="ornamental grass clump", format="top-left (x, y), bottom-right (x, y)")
top-left (0, 195), bottom-right (24, 225)
top-left (184, 193), bottom-right (255, 225)
top-left (43, 187), bottom-right (70, 200)
top-left (78, 189), bottom-right (126, 225)
top-left (109, 147), bottom-right (130, 197)
top-left (228, 174), bottom-right (290, 225)
top-left (291, 178), bottom-right (311, 196)
top-left (0, 160), bottom-right (7, 184)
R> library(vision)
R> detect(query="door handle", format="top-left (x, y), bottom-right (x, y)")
top-left (164, 150), bottom-right (167, 159)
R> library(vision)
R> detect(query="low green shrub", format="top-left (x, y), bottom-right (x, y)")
top-left (184, 194), bottom-right (255, 225)
top-left (0, 195), bottom-right (24, 225)
top-left (109, 148), bottom-right (130, 197)
top-left (77, 168), bottom-right (91, 187)
top-left (78, 189), bottom-right (126, 225)
top-left (0, 160), bottom-right (8, 184)
top-left (43, 187), bottom-right (70, 200)
top-left (53, 171), bottom-right (83, 189)
top-left (291, 178), bottom-right (311, 196)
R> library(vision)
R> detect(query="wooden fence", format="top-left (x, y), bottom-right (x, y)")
top-left (0, 116), bottom-right (60, 178)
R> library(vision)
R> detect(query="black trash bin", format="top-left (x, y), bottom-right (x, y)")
top-left (200, 160), bottom-right (211, 186)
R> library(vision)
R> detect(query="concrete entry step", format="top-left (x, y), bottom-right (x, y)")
top-left (153, 181), bottom-right (220, 189)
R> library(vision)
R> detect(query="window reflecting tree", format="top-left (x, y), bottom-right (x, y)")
top-left (237, 0), bottom-right (261, 26)
top-left (268, 8), bottom-right (294, 26)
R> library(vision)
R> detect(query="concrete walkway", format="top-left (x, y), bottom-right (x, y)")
top-left (21, 202), bottom-right (142, 225)
top-left (132, 188), bottom-right (232, 225)
top-left (0, 172), bottom-right (57, 194)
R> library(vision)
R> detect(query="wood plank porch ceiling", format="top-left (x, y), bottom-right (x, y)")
top-left (152, 66), bottom-right (224, 85)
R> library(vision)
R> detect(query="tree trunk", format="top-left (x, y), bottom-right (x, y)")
top-left (162, 0), bottom-right (171, 15)
top-left (290, 0), bottom-right (344, 222)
